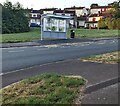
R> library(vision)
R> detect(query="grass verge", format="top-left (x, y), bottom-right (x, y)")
top-left (1, 28), bottom-right (119, 43)
top-left (80, 51), bottom-right (119, 64)
top-left (1, 73), bottom-right (86, 105)
top-left (1, 28), bottom-right (40, 43)
top-left (69, 29), bottom-right (119, 38)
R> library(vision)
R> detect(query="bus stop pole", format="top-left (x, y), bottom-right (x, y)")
top-left (41, 17), bottom-right (43, 40)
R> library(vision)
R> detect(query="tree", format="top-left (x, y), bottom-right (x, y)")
top-left (2, 1), bottom-right (29, 34)
top-left (108, 1), bottom-right (120, 18)
top-left (90, 3), bottom-right (99, 8)
top-left (116, 18), bottom-right (120, 29)
top-left (98, 19), bottom-right (107, 29)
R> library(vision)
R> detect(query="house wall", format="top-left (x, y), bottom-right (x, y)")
top-left (30, 19), bottom-right (40, 25)
top-left (70, 20), bottom-right (74, 25)
top-left (55, 13), bottom-right (71, 16)
top-left (30, 13), bottom-right (40, 17)
top-left (85, 23), bottom-right (98, 28)
top-left (90, 23), bottom-right (98, 28)
top-left (43, 11), bottom-right (54, 14)
top-left (78, 21), bottom-right (85, 27)
top-left (76, 9), bottom-right (83, 16)
top-left (83, 8), bottom-right (89, 15)
top-left (29, 12), bottom-right (41, 27)
top-left (90, 7), bottom-right (112, 14)
top-left (65, 8), bottom-right (89, 16)
top-left (90, 9), bottom-right (101, 14)
top-left (88, 16), bottom-right (102, 22)
top-left (76, 8), bottom-right (88, 16)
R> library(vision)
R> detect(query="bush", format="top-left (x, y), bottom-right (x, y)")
top-left (98, 19), bottom-right (107, 29)
top-left (98, 18), bottom-right (120, 30)
top-left (116, 18), bottom-right (120, 29)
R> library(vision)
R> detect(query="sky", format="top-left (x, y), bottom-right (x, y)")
top-left (0, 0), bottom-right (118, 9)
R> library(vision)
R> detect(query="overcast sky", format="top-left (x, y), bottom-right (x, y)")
top-left (0, 0), bottom-right (118, 9)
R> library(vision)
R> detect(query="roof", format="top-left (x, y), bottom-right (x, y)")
top-left (31, 10), bottom-right (41, 13)
top-left (25, 9), bottom-right (43, 14)
top-left (85, 21), bottom-right (98, 23)
top-left (89, 14), bottom-right (99, 17)
top-left (91, 6), bottom-right (112, 9)
top-left (77, 16), bottom-right (87, 20)
top-left (41, 13), bottom-right (73, 19)
top-left (65, 6), bottom-right (85, 10)
top-left (40, 8), bottom-right (57, 11)
top-left (89, 13), bottom-right (112, 17)
top-left (54, 10), bottom-right (75, 15)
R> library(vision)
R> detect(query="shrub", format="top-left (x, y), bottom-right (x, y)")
top-left (98, 18), bottom-right (120, 29)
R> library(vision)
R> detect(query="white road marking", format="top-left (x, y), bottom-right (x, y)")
top-left (0, 59), bottom-right (75, 76)
top-left (97, 43), bottom-right (105, 45)
top-left (37, 48), bottom-right (49, 51)
top-left (0, 73), bottom-right (3, 76)
top-left (8, 50), bottom-right (24, 53)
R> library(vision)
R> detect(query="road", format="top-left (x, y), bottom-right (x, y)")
top-left (2, 39), bottom-right (119, 73)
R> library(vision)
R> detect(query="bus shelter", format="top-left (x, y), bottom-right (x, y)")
top-left (41, 14), bottom-right (72, 40)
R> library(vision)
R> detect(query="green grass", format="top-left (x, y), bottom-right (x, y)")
top-left (68, 29), bottom-right (119, 38)
top-left (1, 73), bottom-right (86, 105)
top-left (1, 28), bottom-right (119, 43)
top-left (80, 51), bottom-right (120, 64)
top-left (1, 28), bottom-right (41, 43)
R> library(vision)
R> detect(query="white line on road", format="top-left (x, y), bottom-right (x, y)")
top-left (37, 48), bottom-right (49, 51)
top-left (97, 43), bottom-right (105, 45)
top-left (0, 73), bottom-right (3, 76)
top-left (0, 59), bottom-right (76, 76)
top-left (8, 50), bottom-right (24, 53)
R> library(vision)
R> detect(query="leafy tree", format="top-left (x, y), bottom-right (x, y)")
top-left (2, 1), bottom-right (29, 34)
top-left (108, 1), bottom-right (120, 18)
top-left (116, 18), bottom-right (120, 29)
top-left (90, 3), bottom-right (99, 8)
top-left (98, 19), bottom-right (107, 29)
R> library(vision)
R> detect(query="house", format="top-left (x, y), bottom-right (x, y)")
top-left (77, 16), bottom-right (87, 28)
top-left (85, 14), bottom-right (102, 28)
top-left (64, 6), bottom-right (89, 27)
top-left (40, 8), bottom-right (57, 14)
top-left (54, 9), bottom-right (76, 28)
top-left (28, 9), bottom-right (42, 27)
top-left (85, 5), bottom-right (113, 28)
top-left (85, 13), bottom-right (112, 28)
top-left (90, 6), bottom-right (112, 15)
top-left (64, 6), bottom-right (89, 17)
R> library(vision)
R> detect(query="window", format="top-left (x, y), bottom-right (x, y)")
top-left (32, 14), bottom-right (37, 17)
top-left (44, 18), bottom-right (51, 31)
top-left (92, 18), bottom-right (96, 22)
top-left (31, 19), bottom-right (35, 23)
top-left (59, 20), bottom-right (66, 32)
top-left (51, 19), bottom-right (58, 31)
top-left (43, 18), bottom-right (66, 32)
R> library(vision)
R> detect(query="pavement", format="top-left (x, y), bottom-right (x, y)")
top-left (82, 83), bottom-right (119, 104)
top-left (1, 37), bottom-right (119, 48)
top-left (1, 59), bottom-right (119, 104)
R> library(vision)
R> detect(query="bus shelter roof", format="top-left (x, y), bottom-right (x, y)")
top-left (41, 13), bottom-right (73, 19)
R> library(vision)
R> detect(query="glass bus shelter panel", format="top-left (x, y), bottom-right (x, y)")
top-left (59, 20), bottom-right (66, 32)
top-left (43, 18), bottom-right (66, 32)
top-left (43, 18), bottom-right (51, 31)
